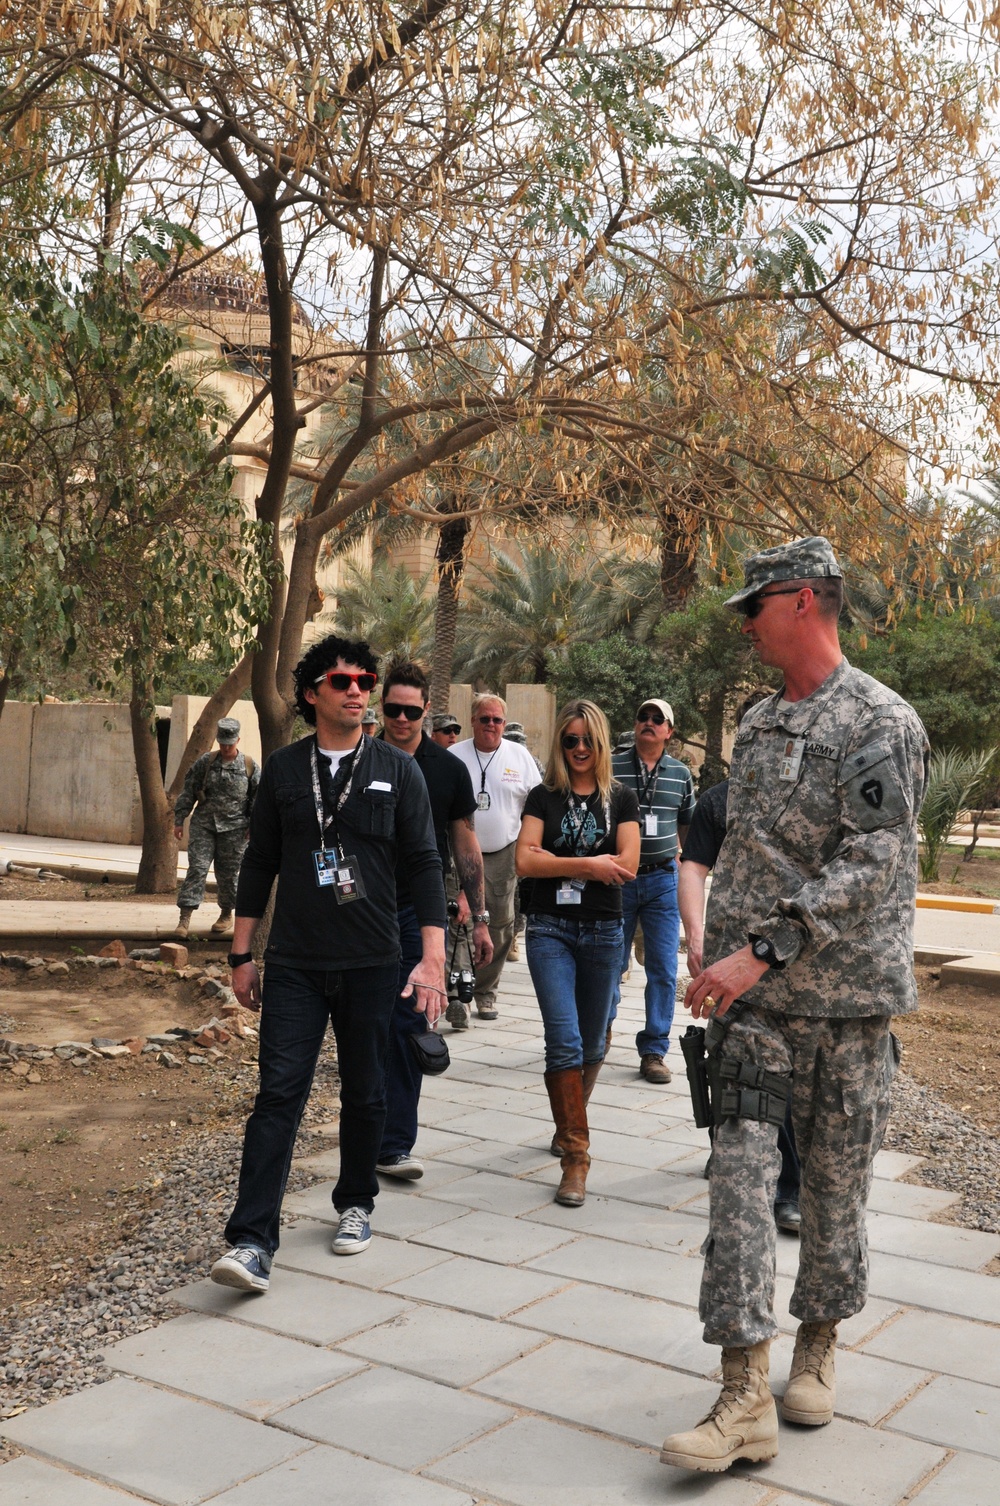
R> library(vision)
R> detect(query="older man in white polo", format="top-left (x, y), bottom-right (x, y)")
top-left (447, 692), bottom-right (540, 1025)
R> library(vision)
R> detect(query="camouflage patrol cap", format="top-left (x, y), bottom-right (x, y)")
top-left (724, 536), bottom-right (843, 610)
top-left (216, 717), bottom-right (240, 744)
top-left (432, 712), bottom-right (461, 732)
top-left (361, 709), bottom-right (380, 726)
top-left (503, 722), bottom-right (527, 744)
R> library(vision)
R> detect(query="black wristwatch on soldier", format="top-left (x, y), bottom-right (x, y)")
top-left (748, 934), bottom-right (786, 970)
top-left (228, 951), bottom-right (254, 969)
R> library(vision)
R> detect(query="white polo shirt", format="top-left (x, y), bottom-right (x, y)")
top-left (449, 737), bottom-right (541, 853)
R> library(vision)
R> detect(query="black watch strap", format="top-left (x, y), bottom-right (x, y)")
top-left (228, 951), bottom-right (254, 968)
top-left (749, 933), bottom-right (785, 971)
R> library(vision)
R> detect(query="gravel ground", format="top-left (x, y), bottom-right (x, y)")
top-left (0, 1036), bottom-right (340, 1438)
top-left (885, 1070), bottom-right (1000, 1234)
top-left (0, 1056), bottom-right (996, 1451)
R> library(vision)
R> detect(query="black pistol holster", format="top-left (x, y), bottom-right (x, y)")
top-left (681, 1015), bottom-right (789, 1129)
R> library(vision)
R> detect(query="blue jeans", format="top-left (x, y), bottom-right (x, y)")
top-left (525, 913), bottom-right (624, 1072)
top-left (225, 959), bottom-right (398, 1256)
top-left (379, 905), bottom-right (426, 1160)
top-left (609, 864), bottom-right (681, 1059)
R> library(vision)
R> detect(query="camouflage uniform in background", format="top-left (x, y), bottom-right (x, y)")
top-left (700, 657), bottom-right (928, 1346)
top-left (175, 751), bottom-right (260, 912)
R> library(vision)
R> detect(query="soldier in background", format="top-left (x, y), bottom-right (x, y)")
top-left (660, 537), bottom-right (928, 1475)
top-left (430, 712), bottom-right (461, 748)
top-left (172, 717), bottom-right (259, 939)
top-left (361, 709), bottom-right (380, 737)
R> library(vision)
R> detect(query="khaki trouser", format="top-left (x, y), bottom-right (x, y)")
top-left (474, 842), bottom-right (518, 1011)
top-left (699, 1007), bottom-right (898, 1347)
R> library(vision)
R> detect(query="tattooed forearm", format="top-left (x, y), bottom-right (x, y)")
top-left (452, 834), bottom-right (485, 912)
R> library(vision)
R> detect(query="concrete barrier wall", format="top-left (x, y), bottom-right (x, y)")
top-left (506, 684), bottom-right (556, 762)
top-left (0, 702), bottom-right (34, 833)
top-left (25, 703), bottom-right (143, 843)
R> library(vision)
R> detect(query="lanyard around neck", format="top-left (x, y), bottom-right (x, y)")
top-left (633, 750), bottom-right (660, 811)
top-left (310, 737), bottom-right (363, 856)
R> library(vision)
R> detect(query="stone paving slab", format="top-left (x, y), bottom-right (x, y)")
top-left (473, 1335), bottom-right (717, 1449)
top-left (102, 1311), bottom-right (362, 1418)
top-left (203, 1442), bottom-right (477, 1506)
top-left (431, 1139), bottom-right (556, 1176)
top-left (426, 1415), bottom-right (768, 1506)
top-left (0, 1377), bottom-right (305, 1505)
top-left (386, 1254), bottom-right (569, 1318)
top-left (525, 1233), bottom-right (703, 1307)
top-left (867, 1250), bottom-right (1000, 1323)
top-left (511, 1282), bottom-right (715, 1375)
top-left (526, 1159), bottom-right (707, 1211)
top-left (734, 1416), bottom-right (946, 1506)
top-left (428, 1170), bottom-right (554, 1217)
top-left (859, 1309), bottom-right (1000, 1386)
top-left (283, 1182), bottom-right (469, 1237)
top-left (433, 1107), bottom-right (558, 1148)
top-left (411, 1208), bottom-right (578, 1264)
top-left (0, 1456), bottom-right (151, 1505)
top-left (769, 1334), bottom-right (930, 1425)
top-left (523, 1192), bottom-right (707, 1254)
top-left (171, 1267), bottom-right (412, 1344)
top-left (274, 1217), bottom-right (450, 1288)
top-left (865, 1180), bottom-right (961, 1220)
top-left (337, 1304), bottom-right (545, 1386)
top-left (905, 1450), bottom-right (1000, 1505)
top-left (885, 1372), bottom-right (1000, 1456)
top-left (865, 1209), bottom-right (999, 1270)
top-left (271, 1367), bottom-right (513, 1470)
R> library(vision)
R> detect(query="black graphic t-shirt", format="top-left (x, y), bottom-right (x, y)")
top-left (521, 781), bottom-right (640, 918)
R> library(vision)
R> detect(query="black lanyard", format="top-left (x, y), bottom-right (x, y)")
top-left (633, 751), bottom-right (660, 812)
top-left (474, 745), bottom-right (500, 797)
top-left (310, 737), bottom-right (364, 858)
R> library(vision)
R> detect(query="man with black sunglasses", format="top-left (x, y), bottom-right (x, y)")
top-left (661, 537), bottom-right (928, 1476)
top-left (609, 698), bottom-right (695, 1084)
top-left (209, 635), bottom-right (446, 1292)
top-left (375, 662), bottom-right (492, 1180)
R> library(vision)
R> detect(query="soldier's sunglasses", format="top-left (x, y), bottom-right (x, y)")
top-left (383, 702), bottom-right (425, 721)
top-left (562, 734), bottom-right (594, 751)
top-left (742, 587), bottom-right (804, 619)
top-left (314, 670), bottom-right (378, 692)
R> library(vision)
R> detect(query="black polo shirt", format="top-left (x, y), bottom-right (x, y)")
top-left (679, 779), bottom-right (729, 871)
top-left (391, 733), bottom-right (477, 907)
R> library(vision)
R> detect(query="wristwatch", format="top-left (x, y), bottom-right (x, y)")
top-left (471, 911), bottom-right (491, 925)
top-left (228, 951), bottom-right (254, 969)
top-left (748, 934), bottom-right (785, 971)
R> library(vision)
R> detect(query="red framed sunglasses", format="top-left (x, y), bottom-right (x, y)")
top-left (314, 669), bottom-right (378, 693)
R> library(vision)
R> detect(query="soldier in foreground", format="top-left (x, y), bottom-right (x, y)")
top-left (660, 537), bottom-right (927, 1473)
top-left (172, 718), bottom-right (259, 938)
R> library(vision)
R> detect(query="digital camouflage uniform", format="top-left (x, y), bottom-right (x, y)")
top-left (700, 656), bottom-right (928, 1346)
top-left (176, 751), bottom-right (260, 912)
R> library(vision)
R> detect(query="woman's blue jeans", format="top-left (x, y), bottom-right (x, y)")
top-left (525, 913), bottom-right (624, 1071)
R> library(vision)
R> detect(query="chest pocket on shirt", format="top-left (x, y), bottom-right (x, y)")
top-left (360, 789), bottom-right (398, 840)
top-left (839, 741), bottom-right (910, 832)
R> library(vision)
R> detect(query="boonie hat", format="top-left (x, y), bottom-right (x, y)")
top-left (217, 717), bottom-right (240, 744)
top-left (636, 698), bottom-right (674, 726)
top-left (432, 712), bottom-right (460, 732)
top-left (724, 535), bottom-right (843, 611)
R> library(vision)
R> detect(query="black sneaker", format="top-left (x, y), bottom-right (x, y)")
top-left (376, 1152), bottom-right (424, 1180)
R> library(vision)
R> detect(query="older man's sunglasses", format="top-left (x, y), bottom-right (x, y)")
top-left (637, 708), bottom-right (666, 725)
top-left (315, 669), bottom-right (378, 693)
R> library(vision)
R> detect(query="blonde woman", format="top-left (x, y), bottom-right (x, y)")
top-left (516, 700), bottom-right (640, 1205)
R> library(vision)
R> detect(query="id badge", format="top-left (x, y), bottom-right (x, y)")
top-left (556, 881), bottom-right (582, 905)
top-left (332, 853), bottom-right (367, 905)
top-left (477, 790), bottom-right (491, 811)
top-left (644, 813), bottom-right (658, 837)
top-left (313, 847), bottom-right (340, 888)
top-left (779, 737), bottom-right (806, 782)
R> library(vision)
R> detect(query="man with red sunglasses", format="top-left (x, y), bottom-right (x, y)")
top-left (210, 635), bottom-right (446, 1290)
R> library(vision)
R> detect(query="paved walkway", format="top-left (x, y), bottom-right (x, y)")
top-left (2, 962), bottom-right (999, 1505)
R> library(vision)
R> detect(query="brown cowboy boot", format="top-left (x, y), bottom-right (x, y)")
top-left (660, 1340), bottom-right (778, 1473)
top-left (550, 1058), bottom-right (602, 1156)
top-left (781, 1320), bottom-right (838, 1426)
top-left (544, 1067), bottom-right (590, 1206)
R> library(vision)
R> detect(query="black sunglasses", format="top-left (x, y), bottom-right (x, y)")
top-left (637, 708), bottom-right (666, 725)
top-left (315, 669), bottom-right (378, 692)
top-left (742, 587), bottom-right (803, 619)
top-left (562, 733), bottom-right (594, 751)
top-left (476, 715), bottom-right (505, 725)
top-left (383, 702), bottom-right (425, 721)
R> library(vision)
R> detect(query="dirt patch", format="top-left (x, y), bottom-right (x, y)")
top-left (0, 873), bottom-right (176, 904)
top-left (919, 844), bottom-right (1000, 900)
top-left (898, 969), bottom-right (1000, 1137)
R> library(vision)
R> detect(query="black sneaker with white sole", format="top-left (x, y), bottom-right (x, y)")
top-left (376, 1153), bottom-right (424, 1180)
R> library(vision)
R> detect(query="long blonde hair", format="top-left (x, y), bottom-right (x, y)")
top-left (544, 699), bottom-right (614, 802)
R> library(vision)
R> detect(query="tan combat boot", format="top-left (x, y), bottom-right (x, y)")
top-left (781, 1320), bottom-right (838, 1426)
top-left (550, 1059), bottom-right (602, 1156)
top-left (210, 909), bottom-right (234, 935)
top-left (660, 1341), bottom-right (779, 1473)
top-left (544, 1067), bottom-right (590, 1206)
top-left (172, 907), bottom-right (194, 939)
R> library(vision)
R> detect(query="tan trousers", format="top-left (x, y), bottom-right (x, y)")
top-left (474, 842), bottom-right (518, 1011)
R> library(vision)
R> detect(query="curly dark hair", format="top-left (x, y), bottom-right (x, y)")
top-left (382, 660), bottom-right (429, 704)
top-left (293, 634), bottom-right (379, 726)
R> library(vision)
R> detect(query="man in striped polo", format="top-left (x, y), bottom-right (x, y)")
top-left (610, 699), bottom-right (695, 1083)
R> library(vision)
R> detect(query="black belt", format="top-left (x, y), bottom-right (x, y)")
top-left (637, 857), bottom-right (675, 875)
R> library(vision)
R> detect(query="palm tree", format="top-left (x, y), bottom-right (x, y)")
top-left (455, 546), bottom-right (613, 686)
top-left (328, 558), bottom-right (435, 667)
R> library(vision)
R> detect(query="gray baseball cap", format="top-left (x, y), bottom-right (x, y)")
top-left (217, 717), bottom-right (240, 744)
top-left (432, 712), bottom-right (461, 732)
top-left (724, 536), bottom-right (843, 610)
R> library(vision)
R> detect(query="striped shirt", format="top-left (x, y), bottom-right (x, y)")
top-left (612, 749), bottom-right (695, 863)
